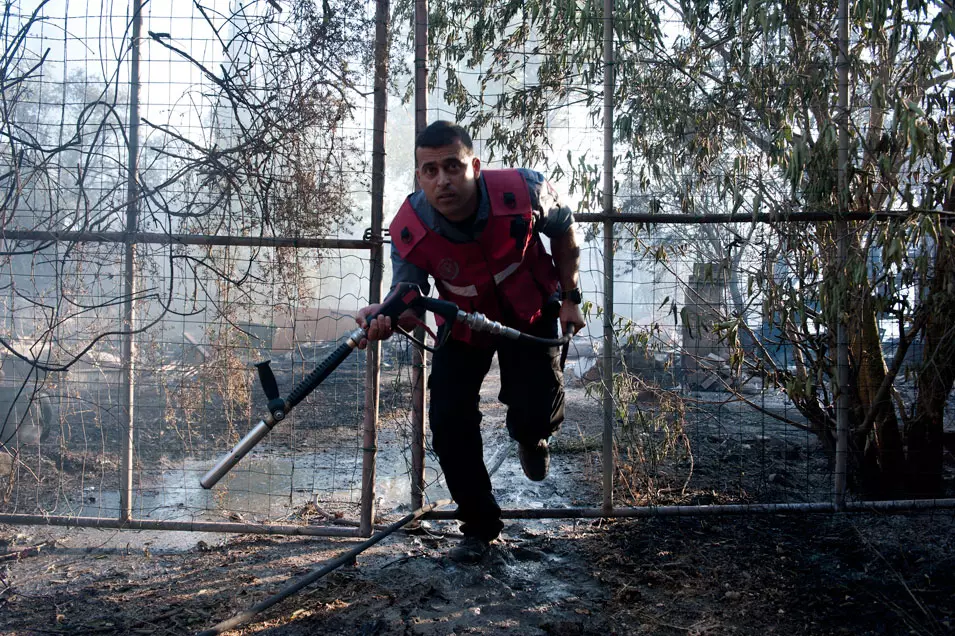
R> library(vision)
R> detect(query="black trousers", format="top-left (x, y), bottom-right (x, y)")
top-left (428, 316), bottom-right (564, 541)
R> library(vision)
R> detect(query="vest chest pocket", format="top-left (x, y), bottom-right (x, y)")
top-left (498, 265), bottom-right (546, 325)
top-left (510, 216), bottom-right (529, 245)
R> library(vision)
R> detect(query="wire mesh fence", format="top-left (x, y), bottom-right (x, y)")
top-left (574, 229), bottom-right (834, 508)
top-left (1, 243), bottom-right (378, 524)
top-left (0, 0), bottom-right (382, 532)
top-left (2, 0), bottom-right (954, 539)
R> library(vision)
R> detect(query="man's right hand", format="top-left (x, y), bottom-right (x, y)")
top-left (355, 304), bottom-right (395, 350)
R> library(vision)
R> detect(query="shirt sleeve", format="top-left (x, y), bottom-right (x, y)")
top-left (390, 241), bottom-right (431, 297)
top-left (520, 168), bottom-right (575, 238)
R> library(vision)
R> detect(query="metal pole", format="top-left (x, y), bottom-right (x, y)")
top-left (5, 497), bottom-right (955, 539)
top-left (572, 210), bottom-right (918, 224)
top-left (0, 210), bottom-right (927, 250)
top-left (600, 0), bottom-right (615, 512)
top-left (360, 0), bottom-right (391, 537)
top-left (410, 0), bottom-right (429, 514)
top-left (0, 514), bottom-right (363, 537)
top-left (834, 0), bottom-right (850, 511)
top-left (422, 498), bottom-right (955, 519)
top-left (0, 230), bottom-right (380, 249)
top-left (119, 0), bottom-right (143, 523)
top-left (196, 500), bottom-right (450, 636)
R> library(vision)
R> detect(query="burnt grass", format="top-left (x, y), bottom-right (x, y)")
top-left (594, 513), bottom-right (955, 635)
top-left (1, 511), bottom-right (953, 635)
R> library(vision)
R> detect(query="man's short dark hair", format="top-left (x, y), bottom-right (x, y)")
top-left (415, 121), bottom-right (474, 153)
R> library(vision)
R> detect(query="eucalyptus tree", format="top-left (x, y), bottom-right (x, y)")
top-left (651, 0), bottom-right (955, 497)
top-left (413, 0), bottom-right (955, 495)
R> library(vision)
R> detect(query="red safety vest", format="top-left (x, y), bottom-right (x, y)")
top-left (390, 169), bottom-right (560, 343)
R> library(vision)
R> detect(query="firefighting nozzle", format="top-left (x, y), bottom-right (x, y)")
top-left (200, 283), bottom-right (428, 490)
top-left (457, 310), bottom-right (574, 347)
top-left (200, 284), bottom-right (570, 490)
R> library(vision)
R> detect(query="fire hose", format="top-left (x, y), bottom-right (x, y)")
top-left (200, 281), bottom-right (572, 490)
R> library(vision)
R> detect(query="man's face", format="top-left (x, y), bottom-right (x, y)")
top-left (415, 139), bottom-right (481, 222)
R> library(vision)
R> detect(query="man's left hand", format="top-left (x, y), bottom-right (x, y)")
top-left (559, 300), bottom-right (586, 337)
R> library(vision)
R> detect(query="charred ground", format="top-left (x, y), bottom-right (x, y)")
top-left (1, 511), bottom-right (953, 635)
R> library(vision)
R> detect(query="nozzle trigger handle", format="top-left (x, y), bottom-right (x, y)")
top-left (368, 282), bottom-right (423, 324)
top-left (255, 361), bottom-right (280, 401)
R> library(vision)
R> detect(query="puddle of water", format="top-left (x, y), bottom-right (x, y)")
top-left (76, 442), bottom-right (449, 524)
top-left (59, 427), bottom-right (581, 552)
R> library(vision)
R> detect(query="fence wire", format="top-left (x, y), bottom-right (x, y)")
top-left (2, 0), bottom-right (953, 538)
top-left (0, 0), bottom-right (380, 531)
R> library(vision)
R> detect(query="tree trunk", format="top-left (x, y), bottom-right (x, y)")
top-left (906, 332), bottom-right (954, 495)
top-left (905, 202), bottom-right (955, 495)
top-left (849, 292), bottom-right (907, 496)
top-left (837, 222), bottom-right (907, 496)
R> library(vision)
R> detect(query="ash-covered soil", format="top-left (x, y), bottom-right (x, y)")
top-left (1, 512), bottom-right (953, 635)
top-left (2, 358), bottom-right (954, 635)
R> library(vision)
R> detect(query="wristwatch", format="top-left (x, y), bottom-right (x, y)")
top-left (560, 287), bottom-right (583, 304)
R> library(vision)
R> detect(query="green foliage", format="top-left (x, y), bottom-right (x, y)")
top-left (408, 0), bottom-right (955, 492)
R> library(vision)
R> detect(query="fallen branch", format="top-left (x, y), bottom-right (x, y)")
top-left (0, 541), bottom-right (53, 562)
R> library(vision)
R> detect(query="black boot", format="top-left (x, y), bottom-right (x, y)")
top-left (448, 536), bottom-right (491, 564)
top-left (518, 438), bottom-right (550, 481)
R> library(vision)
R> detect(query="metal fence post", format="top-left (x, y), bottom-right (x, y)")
top-left (119, 0), bottom-right (143, 523)
top-left (834, 0), bottom-right (850, 511)
top-left (410, 0), bottom-right (429, 514)
top-left (361, 0), bottom-right (391, 537)
top-left (601, 0), bottom-right (615, 512)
